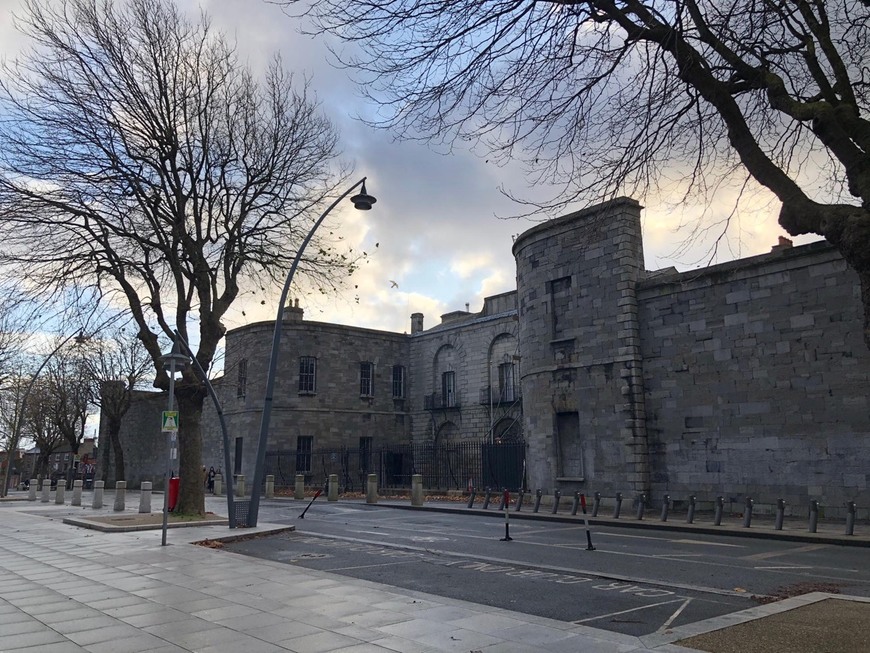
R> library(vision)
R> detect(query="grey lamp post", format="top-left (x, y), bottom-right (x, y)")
top-left (160, 338), bottom-right (188, 546)
top-left (247, 177), bottom-right (377, 526)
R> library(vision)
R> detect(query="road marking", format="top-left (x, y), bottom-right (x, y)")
top-left (573, 599), bottom-right (683, 624)
top-left (743, 543), bottom-right (828, 561)
top-left (324, 560), bottom-right (419, 572)
top-left (670, 539), bottom-right (743, 547)
top-left (754, 566), bottom-right (813, 570)
top-left (657, 597), bottom-right (693, 632)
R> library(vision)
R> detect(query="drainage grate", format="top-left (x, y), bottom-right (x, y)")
top-left (232, 500), bottom-right (250, 527)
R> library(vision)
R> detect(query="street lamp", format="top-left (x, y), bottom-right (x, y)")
top-left (159, 338), bottom-right (188, 546)
top-left (247, 177), bottom-right (377, 526)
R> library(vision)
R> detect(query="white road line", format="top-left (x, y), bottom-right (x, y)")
top-left (743, 543), bottom-right (828, 561)
top-left (754, 566), bottom-right (813, 570)
top-left (573, 599), bottom-right (683, 624)
top-left (657, 597), bottom-right (693, 632)
top-left (323, 560), bottom-right (419, 572)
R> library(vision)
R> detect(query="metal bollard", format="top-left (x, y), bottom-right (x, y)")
top-left (515, 489), bottom-right (525, 512)
top-left (845, 501), bottom-right (856, 536)
top-left (592, 491), bottom-right (601, 517)
top-left (265, 475), bottom-right (275, 499)
top-left (686, 495), bottom-right (696, 524)
top-left (635, 494), bottom-right (646, 520)
top-left (775, 498), bottom-right (785, 530)
top-left (410, 474), bottom-right (423, 506)
top-left (498, 489), bottom-right (507, 511)
top-left (533, 488), bottom-right (543, 513)
top-left (743, 497), bottom-right (753, 528)
top-left (482, 487), bottom-right (492, 510)
top-left (613, 492), bottom-right (623, 519)
top-left (808, 500), bottom-right (819, 533)
top-left (294, 474), bottom-right (304, 500)
top-left (714, 496), bottom-right (724, 525)
top-left (551, 489), bottom-right (562, 514)
top-left (571, 491), bottom-right (581, 516)
top-left (660, 494), bottom-right (670, 522)
top-left (366, 474), bottom-right (378, 504)
top-left (466, 487), bottom-right (476, 509)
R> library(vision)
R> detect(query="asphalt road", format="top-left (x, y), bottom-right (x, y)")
top-left (223, 500), bottom-right (870, 638)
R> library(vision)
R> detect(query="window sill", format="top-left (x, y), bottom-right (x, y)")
top-left (360, 394), bottom-right (374, 400)
top-left (297, 391), bottom-right (317, 396)
top-left (556, 476), bottom-right (585, 483)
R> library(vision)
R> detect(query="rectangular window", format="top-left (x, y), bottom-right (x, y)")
top-left (442, 371), bottom-right (456, 407)
top-left (237, 358), bottom-right (247, 398)
top-left (550, 276), bottom-right (572, 338)
top-left (556, 411), bottom-right (583, 479)
top-left (359, 436), bottom-right (372, 474)
top-left (498, 362), bottom-right (516, 402)
top-left (234, 437), bottom-right (243, 475)
top-left (299, 356), bottom-right (317, 394)
top-left (360, 362), bottom-right (374, 396)
top-left (391, 365), bottom-right (405, 398)
top-left (296, 436), bottom-right (313, 473)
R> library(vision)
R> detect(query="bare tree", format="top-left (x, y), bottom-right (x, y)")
top-left (85, 327), bottom-right (152, 483)
top-left (0, 0), bottom-right (355, 513)
top-left (23, 377), bottom-right (67, 483)
top-left (44, 350), bottom-right (93, 461)
top-left (291, 0), bottom-right (870, 339)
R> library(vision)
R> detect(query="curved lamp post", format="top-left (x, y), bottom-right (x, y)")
top-left (1, 331), bottom-right (87, 497)
top-left (247, 177), bottom-right (376, 526)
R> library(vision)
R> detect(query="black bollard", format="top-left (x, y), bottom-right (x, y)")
top-left (775, 498), bottom-right (785, 530)
top-left (846, 501), bottom-right (856, 536)
top-left (686, 495), bottom-right (696, 524)
top-left (743, 497), bottom-right (754, 528)
top-left (714, 496), bottom-right (724, 526)
top-left (515, 489), bottom-right (525, 512)
top-left (571, 491), bottom-right (581, 516)
top-left (482, 487), bottom-right (492, 510)
top-left (636, 494), bottom-right (646, 520)
top-left (466, 487), bottom-right (477, 509)
top-left (592, 491), bottom-right (601, 517)
top-left (580, 493), bottom-right (595, 551)
top-left (552, 489), bottom-right (562, 514)
top-left (613, 492), bottom-right (623, 519)
top-left (808, 499), bottom-right (819, 533)
top-left (660, 494), bottom-right (670, 522)
top-left (498, 488), bottom-right (507, 511)
top-left (500, 489), bottom-right (513, 541)
top-left (533, 488), bottom-right (543, 513)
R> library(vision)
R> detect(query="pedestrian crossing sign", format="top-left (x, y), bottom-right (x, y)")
top-left (162, 411), bottom-right (179, 432)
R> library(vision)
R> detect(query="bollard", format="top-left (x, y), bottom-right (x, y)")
top-left (410, 474), bottom-right (423, 506)
top-left (328, 474), bottom-right (339, 502)
top-left (742, 497), bottom-right (753, 528)
top-left (592, 491), bottom-right (601, 517)
top-left (366, 474), bottom-right (378, 504)
top-left (580, 494), bottom-right (595, 550)
top-left (41, 481), bottom-right (51, 503)
top-left (113, 481), bottom-right (127, 511)
top-left (92, 480), bottom-right (104, 509)
top-left (500, 490), bottom-right (513, 542)
top-left (551, 489), bottom-right (562, 514)
top-left (533, 488), bottom-right (543, 513)
top-left (294, 474), bottom-right (304, 500)
top-left (571, 491), bottom-right (581, 516)
top-left (660, 494), bottom-right (670, 522)
top-left (686, 495), bottom-right (696, 523)
top-left (139, 481), bottom-right (152, 513)
top-left (236, 474), bottom-right (246, 498)
top-left (635, 494), bottom-right (646, 520)
top-left (466, 486), bottom-right (477, 509)
top-left (28, 479), bottom-right (37, 501)
top-left (265, 475), bottom-right (275, 499)
top-left (714, 496), bottom-right (724, 525)
top-left (808, 499), bottom-right (819, 533)
top-left (71, 479), bottom-right (83, 506)
top-left (482, 487), bottom-right (493, 510)
top-left (613, 492), bottom-right (623, 519)
top-left (515, 489), bottom-right (525, 512)
top-left (55, 483), bottom-right (65, 505)
top-left (214, 473), bottom-right (222, 496)
top-left (845, 502), bottom-right (856, 536)
top-left (775, 498), bottom-right (785, 530)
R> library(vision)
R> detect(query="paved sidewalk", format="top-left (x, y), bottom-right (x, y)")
top-left (1, 494), bottom-right (867, 652)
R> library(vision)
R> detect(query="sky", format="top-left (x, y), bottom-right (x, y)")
top-left (0, 0), bottom-right (823, 338)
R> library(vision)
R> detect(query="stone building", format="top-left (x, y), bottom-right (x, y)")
top-left (111, 197), bottom-right (869, 514)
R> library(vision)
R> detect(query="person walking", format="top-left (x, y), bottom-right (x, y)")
top-left (207, 466), bottom-right (216, 494)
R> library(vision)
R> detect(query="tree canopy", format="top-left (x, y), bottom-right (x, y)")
top-left (291, 0), bottom-right (870, 340)
top-left (0, 0), bottom-right (352, 512)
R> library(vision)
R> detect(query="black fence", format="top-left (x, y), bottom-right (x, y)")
top-left (264, 440), bottom-right (526, 493)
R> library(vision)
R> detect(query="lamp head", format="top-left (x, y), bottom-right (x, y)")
top-left (350, 181), bottom-right (377, 211)
top-left (160, 339), bottom-right (189, 372)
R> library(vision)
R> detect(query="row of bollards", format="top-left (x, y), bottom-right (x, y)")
top-left (27, 478), bottom-right (153, 513)
top-left (465, 487), bottom-right (861, 535)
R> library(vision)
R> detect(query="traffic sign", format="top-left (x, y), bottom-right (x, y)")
top-left (162, 411), bottom-right (179, 432)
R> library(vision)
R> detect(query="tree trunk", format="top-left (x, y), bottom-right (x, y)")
top-left (105, 417), bottom-right (125, 483)
top-left (174, 384), bottom-right (207, 516)
top-left (100, 435), bottom-right (111, 483)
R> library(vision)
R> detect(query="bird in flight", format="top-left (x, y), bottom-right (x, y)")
top-left (389, 280), bottom-right (399, 289)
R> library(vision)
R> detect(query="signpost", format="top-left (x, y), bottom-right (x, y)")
top-left (160, 341), bottom-right (188, 546)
